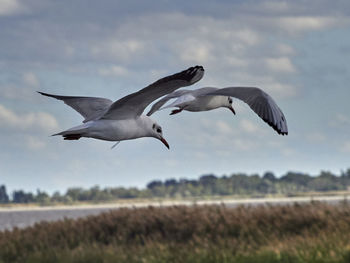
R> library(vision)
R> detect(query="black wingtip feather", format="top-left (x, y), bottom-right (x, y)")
top-left (263, 118), bottom-right (288, 136)
top-left (37, 91), bottom-right (56, 98)
top-left (182, 65), bottom-right (205, 82)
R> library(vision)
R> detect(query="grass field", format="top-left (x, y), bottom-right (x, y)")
top-left (1, 201), bottom-right (350, 262)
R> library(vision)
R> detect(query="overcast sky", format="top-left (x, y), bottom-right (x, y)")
top-left (1, 0), bottom-right (350, 194)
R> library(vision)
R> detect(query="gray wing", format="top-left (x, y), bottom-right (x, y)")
top-left (38, 92), bottom-right (113, 123)
top-left (101, 65), bottom-right (204, 120)
top-left (205, 87), bottom-right (288, 135)
top-left (146, 89), bottom-right (192, 116)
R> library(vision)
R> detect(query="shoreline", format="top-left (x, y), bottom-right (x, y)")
top-left (0, 194), bottom-right (349, 212)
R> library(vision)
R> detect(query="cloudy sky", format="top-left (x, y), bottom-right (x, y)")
top-left (1, 0), bottom-right (350, 193)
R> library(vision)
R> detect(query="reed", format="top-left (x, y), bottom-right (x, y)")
top-left (1, 202), bottom-right (350, 262)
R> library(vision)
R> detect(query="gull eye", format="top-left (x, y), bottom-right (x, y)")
top-left (228, 98), bottom-right (232, 104)
top-left (157, 128), bottom-right (162, 133)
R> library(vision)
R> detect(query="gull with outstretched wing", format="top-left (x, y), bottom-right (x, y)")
top-left (38, 65), bottom-right (204, 148)
top-left (147, 86), bottom-right (288, 135)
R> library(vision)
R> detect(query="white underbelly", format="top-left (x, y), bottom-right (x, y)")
top-left (185, 96), bottom-right (223, 112)
top-left (87, 119), bottom-right (145, 141)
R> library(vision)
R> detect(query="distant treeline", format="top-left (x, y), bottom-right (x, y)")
top-left (1, 169), bottom-right (350, 204)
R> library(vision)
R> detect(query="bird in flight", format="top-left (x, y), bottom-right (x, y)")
top-left (38, 65), bottom-right (205, 149)
top-left (147, 86), bottom-right (288, 135)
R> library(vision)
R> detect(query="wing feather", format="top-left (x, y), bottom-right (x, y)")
top-left (205, 87), bottom-right (288, 135)
top-left (146, 89), bottom-right (192, 116)
top-left (101, 66), bottom-right (204, 120)
top-left (37, 92), bottom-right (113, 123)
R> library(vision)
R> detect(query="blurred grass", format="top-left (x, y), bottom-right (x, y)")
top-left (2, 202), bottom-right (350, 262)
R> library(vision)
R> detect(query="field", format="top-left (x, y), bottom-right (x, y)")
top-left (1, 202), bottom-right (350, 263)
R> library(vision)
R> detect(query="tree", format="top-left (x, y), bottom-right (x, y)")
top-left (164, 179), bottom-right (177, 187)
top-left (12, 190), bottom-right (34, 203)
top-left (35, 189), bottom-right (50, 205)
top-left (263, 172), bottom-right (276, 181)
top-left (280, 172), bottom-right (311, 187)
top-left (65, 187), bottom-right (85, 201)
top-left (199, 174), bottom-right (217, 186)
top-left (308, 171), bottom-right (343, 191)
top-left (147, 180), bottom-right (163, 190)
top-left (0, 185), bottom-right (9, 203)
top-left (51, 191), bottom-right (64, 202)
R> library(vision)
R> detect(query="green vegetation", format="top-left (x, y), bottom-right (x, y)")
top-left (1, 202), bottom-right (350, 262)
top-left (1, 169), bottom-right (350, 205)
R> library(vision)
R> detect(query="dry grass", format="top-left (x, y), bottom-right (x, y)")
top-left (1, 202), bottom-right (350, 262)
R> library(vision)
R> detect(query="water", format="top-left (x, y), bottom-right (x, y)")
top-left (0, 207), bottom-right (117, 231)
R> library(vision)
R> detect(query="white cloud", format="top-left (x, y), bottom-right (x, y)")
top-left (0, 84), bottom-right (36, 101)
top-left (0, 72), bottom-right (39, 101)
top-left (329, 113), bottom-right (350, 127)
top-left (305, 132), bottom-right (326, 143)
top-left (226, 57), bottom-right (249, 67)
top-left (183, 117), bottom-right (264, 152)
top-left (281, 147), bottom-right (296, 156)
top-left (26, 136), bottom-right (46, 150)
top-left (275, 43), bottom-right (295, 56)
top-left (276, 16), bottom-right (348, 34)
top-left (22, 72), bottom-right (39, 88)
top-left (239, 119), bottom-right (259, 134)
top-left (216, 120), bottom-right (234, 135)
top-left (265, 57), bottom-right (296, 73)
top-left (91, 39), bottom-right (145, 62)
top-left (232, 138), bottom-right (259, 151)
top-left (234, 29), bottom-right (261, 46)
top-left (340, 141), bottom-right (350, 153)
top-left (0, 104), bottom-right (59, 133)
top-left (98, 65), bottom-right (129, 77)
top-left (178, 40), bottom-right (212, 64)
top-left (0, 0), bottom-right (25, 16)
top-left (260, 1), bottom-right (290, 12)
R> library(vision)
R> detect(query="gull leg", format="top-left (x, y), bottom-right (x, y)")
top-left (111, 141), bottom-right (121, 149)
top-left (63, 134), bottom-right (82, 140)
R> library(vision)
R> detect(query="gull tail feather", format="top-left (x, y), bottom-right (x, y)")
top-left (52, 123), bottom-right (91, 141)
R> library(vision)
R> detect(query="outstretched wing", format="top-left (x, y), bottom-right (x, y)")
top-left (38, 92), bottom-right (113, 123)
top-left (101, 65), bottom-right (204, 120)
top-left (205, 87), bottom-right (288, 135)
top-left (146, 89), bottom-right (192, 116)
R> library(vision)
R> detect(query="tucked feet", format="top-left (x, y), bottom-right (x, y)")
top-left (170, 108), bottom-right (183, 115)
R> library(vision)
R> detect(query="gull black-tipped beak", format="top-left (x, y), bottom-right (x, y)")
top-left (160, 136), bottom-right (170, 149)
top-left (229, 106), bottom-right (236, 115)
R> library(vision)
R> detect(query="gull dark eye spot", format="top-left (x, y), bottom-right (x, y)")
top-left (157, 128), bottom-right (162, 133)
top-left (152, 124), bottom-right (156, 129)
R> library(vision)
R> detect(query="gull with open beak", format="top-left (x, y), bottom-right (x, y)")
top-left (147, 86), bottom-right (288, 135)
top-left (38, 65), bottom-right (204, 149)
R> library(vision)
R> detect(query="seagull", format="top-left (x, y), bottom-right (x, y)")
top-left (147, 87), bottom-right (288, 135)
top-left (38, 65), bottom-right (205, 149)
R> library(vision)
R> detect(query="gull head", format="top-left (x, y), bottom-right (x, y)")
top-left (224, 96), bottom-right (236, 115)
top-left (151, 122), bottom-right (170, 149)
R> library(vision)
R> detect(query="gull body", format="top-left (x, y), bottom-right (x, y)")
top-left (38, 65), bottom-right (205, 148)
top-left (166, 88), bottom-right (232, 112)
top-left (148, 87), bottom-right (288, 135)
top-left (60, 116), bottom-right (156, 142)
